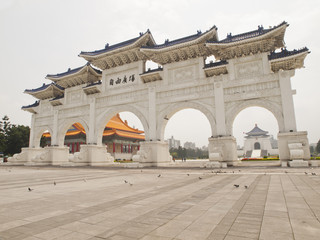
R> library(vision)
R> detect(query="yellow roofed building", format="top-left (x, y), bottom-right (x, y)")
top-left (43, 114), bottom-right (144, 160)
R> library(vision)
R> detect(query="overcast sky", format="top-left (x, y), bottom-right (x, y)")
top-left (0, 0), bottom-right (319, 148)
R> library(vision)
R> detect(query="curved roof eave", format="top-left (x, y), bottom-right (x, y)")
top-left (206, 22), bottom-right (288, 48)
top-left (140, 26), bottom-right (218, 53)
top-left (78, 31), bottom-right (156, 60)
top-left (46, 63), bottom-right (101, 81)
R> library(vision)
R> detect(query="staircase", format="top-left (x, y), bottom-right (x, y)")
top-left (251, 150), bottom-right (261, 158)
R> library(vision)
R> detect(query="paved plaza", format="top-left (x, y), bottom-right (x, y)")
top-left (0, 165), bottom-right (319, 240)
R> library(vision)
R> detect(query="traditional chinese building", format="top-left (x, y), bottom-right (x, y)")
top-left (243, 124), bottom-right (278, 158)
top-left (42, 114), bottom-right (144, 159)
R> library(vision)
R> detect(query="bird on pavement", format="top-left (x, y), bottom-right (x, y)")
top-left (54, 181), bottom-right (56, 186)
top-left (124, 180), bottom-right (128, 183)
top-left (158, 174), bottom-right (161, 178)
top-left (199, 177), bottom-right (202, 180)
top-left (28, 187), bottom-right (33, 192)
top-left (234, 184), bottom-right (239, 188)
top-left (244, 185), bottom-right (248, 189)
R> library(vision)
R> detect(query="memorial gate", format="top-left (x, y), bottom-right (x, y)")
top-left (10, 21), bottom-right (311, 167)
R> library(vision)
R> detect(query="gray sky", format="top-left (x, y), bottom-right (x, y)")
top-left (1, 0), bottom-right (319, 148)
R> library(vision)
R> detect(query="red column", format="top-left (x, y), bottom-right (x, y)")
top-left (77, 142), bottom-right (80, 152)
top-left (71, 143), bottom-right (74, 153)
top-left (121, 144), bottom-right (123, 153)
top-left (138, 145), bottom-right (140, 151)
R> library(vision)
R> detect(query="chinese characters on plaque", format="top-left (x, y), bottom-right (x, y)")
top-left (109, 74), bottom-right (135, 86)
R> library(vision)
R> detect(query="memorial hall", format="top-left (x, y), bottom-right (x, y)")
top-left (9, 21), bottom-right (311, 167)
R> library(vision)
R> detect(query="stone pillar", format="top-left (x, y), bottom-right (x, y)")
top-left (148, 86), bottom-right (156, 140)
top-left (51, 110), bottom-right (59, 146)
top-left (278, 70), bottom-right (297, 132)
top-left (88, 98), bottom-right (96, 144)
top-left (213, 78), bottom-right (226, 136)
top-left (29, 113), bottom-right (36, 148)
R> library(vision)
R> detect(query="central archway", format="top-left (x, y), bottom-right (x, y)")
top-left (157, 101), bottom-right (216, 141)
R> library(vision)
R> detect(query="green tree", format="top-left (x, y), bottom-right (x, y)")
top-left (0, 115), bottom-right (10, 153)
top-left (5, 125), bottom-right (30, 155)
top-left (316, 139), bottom-right (320, 154)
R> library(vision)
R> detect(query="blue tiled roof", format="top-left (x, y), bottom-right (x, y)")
top-left (268, 47), bottom-right (309, 60)
top-left (246, 124), bottom-right (268, 136)
top-left (208, 21), bottom-right (288, 44)
top-left (80, 30), bottom-right (153, 56)
top-left (22, 101), bottom-right (40, 109)
top-left (46, 62), bottom-right (101, 79)
top-left (142, 26), bottom-right (217, 50)
top-left (203, 60), bottom-right (228, 69)
top-left (24, 83), bottom-right (64, 93)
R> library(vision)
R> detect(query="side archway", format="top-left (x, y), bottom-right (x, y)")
top-left (57, 118), bottom-right (90, 147)
top-left (225, 99), bottom-right (284, 136)
top-left (157, 101), bottom-right (216, 141)
top-left (33, 126), bottom-right (53, 148)
top-left (95, 105), bottom-right (149, 146)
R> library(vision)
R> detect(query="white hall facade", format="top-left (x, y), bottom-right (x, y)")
top-left (10, 21), bottom-right (311, 167)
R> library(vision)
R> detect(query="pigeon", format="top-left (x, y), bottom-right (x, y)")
top-left (129, 183), bottom-right (133, 186)
top-left (28, 187), bottom-right (33, 192)
top-left (187, 174), bottom-right (190, 176)
top-left (244, 185), bottom-right (248, 189)
top-left (124, 180), bottom-right (128, 183)
top-left (54, 181), bottom-right (56, 186)
top-left (158, 174), bottom-right (161, 178)
top-left (199, 177), bottom-right (202, 180)
top-left (312, 172), bottom-right (316, 175)
top-left (285, 171), bottom-right (288, 173)
top-left (305, 172), bottom-right (308, 175)
top-left (232, 171), bottom-right (234, 174)
top-left (234, 184), bottom-right (239, 188)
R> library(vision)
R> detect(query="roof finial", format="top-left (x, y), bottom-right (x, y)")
top-left (139, 32), bottom-right (143, 36)
top-left (197, 30), bottom-right (202, 34)
top-left (258, 25), bottom-right (264, 32)
top-left (227, 33), bottom-right (232, 39)
top-left (105, 43), bottom-right (109, 49)
top-left (68, 68), bottom-right (71, 72)
top-left (165, 39), bottom-right (169, 44)
top-left (255, 123), bottom-right (257, 127)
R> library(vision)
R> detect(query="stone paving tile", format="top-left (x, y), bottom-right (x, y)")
top-left (1, 166), bottom-right (320, 240)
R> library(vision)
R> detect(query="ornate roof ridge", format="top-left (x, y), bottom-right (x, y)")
top-left (79, 30), bottom-right (155, 57)
top-left (208, 21), bottom-right (288, 44)
top-left (141, 26), bottom-right (217, 50)
top-left (46, 62), bottom-right (101, 79)
top-left (24, 83), bottom-right (64, 93)
top-left (268, 47), bottom-right (309, 60)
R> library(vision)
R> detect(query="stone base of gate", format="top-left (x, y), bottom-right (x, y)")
top-left (7, 147), bottom-right (45, 165)
top-left (25, 146), bottom-right (69, 166)
top-left (69, 145), bottom-right (114, 166)
top-left (278, 131), bottom-right (310, 167)
top-left (132, 141), bottom-right (172, 166)
top-left (208, 136), bottom-right (238, 166)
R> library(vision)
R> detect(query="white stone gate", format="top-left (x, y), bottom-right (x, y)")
top-left (11, 22), bottom-right (311, 167)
